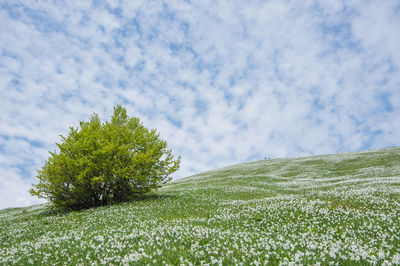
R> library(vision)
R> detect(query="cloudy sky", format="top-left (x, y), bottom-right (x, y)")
top-left (1, 0), bottom-right (399, 209)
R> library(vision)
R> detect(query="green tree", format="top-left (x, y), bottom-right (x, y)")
top-left (30, 105), bottom-right (180, 209)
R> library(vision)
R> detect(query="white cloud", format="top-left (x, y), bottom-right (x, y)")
top-left (0, 0), bottom-right (399, 209)
top-left (0, 172), bottom-right (47, 210)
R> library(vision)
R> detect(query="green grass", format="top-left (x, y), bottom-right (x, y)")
top-left (1, 147), bottom-right (400, 265)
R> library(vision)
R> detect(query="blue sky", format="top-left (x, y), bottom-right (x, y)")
top-left (1, 0), bottom-right (399, 209)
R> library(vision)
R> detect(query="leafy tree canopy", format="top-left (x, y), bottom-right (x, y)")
top-left (30, 105), bottom-right (180, 209)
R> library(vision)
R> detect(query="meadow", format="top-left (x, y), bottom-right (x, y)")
top-left (1, 147), bottom-right (400, 265)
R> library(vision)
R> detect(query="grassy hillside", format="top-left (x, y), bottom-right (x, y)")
top-left (1, 147), bottom-right (400, 265)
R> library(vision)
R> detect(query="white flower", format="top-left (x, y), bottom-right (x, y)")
top-left (378, 250), bottom-right (385, 260)
top-left (393, 254), bottom-right (400, 264)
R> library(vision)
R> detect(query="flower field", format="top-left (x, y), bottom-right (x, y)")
top-left (1, 148), bottom-right (400, 265)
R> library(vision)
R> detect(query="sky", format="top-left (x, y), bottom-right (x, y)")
top-left (1, 0), bottom-right (399, 210)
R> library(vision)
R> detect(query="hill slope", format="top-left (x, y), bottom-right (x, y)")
top-left (1, 147), bottom-right (400, 264)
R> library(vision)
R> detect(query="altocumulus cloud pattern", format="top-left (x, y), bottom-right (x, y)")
top-left (0, 0), bottom-right (399, 209)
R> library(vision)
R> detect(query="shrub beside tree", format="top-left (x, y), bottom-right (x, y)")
top-left (30, 105), bottom-right (180, 209)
